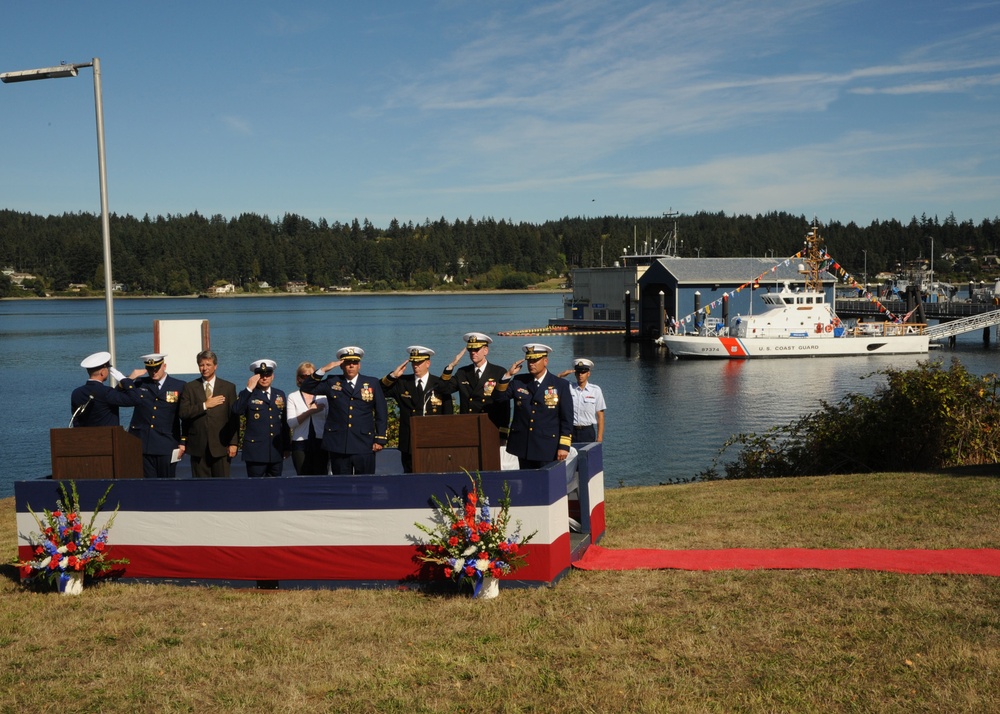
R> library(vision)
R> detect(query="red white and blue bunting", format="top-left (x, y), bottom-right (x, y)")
top-left (819, 250), bottom-right (902, 322)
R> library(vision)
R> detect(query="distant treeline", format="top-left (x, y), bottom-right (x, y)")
top-left (2, 208), bottom-right (998, 297)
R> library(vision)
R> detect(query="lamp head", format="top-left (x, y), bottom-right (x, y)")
top-left (1, 65), bottom-right (80, 83)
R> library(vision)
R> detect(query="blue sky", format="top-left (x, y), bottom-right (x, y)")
top-left (2, 1), bottom-right (998, 228)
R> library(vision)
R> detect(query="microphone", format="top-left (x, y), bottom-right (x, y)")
top-left (69, 394), bottom-right (94, 428)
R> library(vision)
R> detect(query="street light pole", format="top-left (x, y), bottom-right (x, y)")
top-left (1, 58), bottom-right (116, 369)
top-left (862, 250), bottom-right (867, 292)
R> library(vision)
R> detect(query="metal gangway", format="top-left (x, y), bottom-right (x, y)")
top-left (924, 309), bottom-right (1000, 340)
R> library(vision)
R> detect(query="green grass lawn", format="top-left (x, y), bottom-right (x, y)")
top-left (2, 472), bottom-right (997, 713)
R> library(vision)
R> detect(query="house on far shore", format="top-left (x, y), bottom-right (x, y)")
top-left (6, 271), bottom-right (37, 288)
top-left (208, 283), bottom-right (235, 295)
top-left (286, 280), bottom-right (307, 293)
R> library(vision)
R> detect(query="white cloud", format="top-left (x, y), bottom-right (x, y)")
top-left (219, 115), bottom-right (254, 136)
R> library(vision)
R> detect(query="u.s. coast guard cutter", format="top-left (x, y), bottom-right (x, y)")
top-left (658, 226), bottom-right (930, 359)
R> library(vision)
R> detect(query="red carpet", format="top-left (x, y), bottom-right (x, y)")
top-left (572, 545), bottom-right (1000, 576)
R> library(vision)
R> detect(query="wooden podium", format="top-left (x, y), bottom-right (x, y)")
top-left (410, 414), bottom-right (501, 474)
top-left (50, 427), bottom-right (143, 479)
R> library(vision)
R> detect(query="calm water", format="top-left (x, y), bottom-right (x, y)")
top-left (2, 293), bottom-right (998, 497)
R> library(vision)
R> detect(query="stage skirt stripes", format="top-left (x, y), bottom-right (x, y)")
top-left (16, 443), bottom-right (605, 587)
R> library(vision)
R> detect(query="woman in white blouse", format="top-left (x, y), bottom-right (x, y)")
top-left (286, 362), bottom-right (329, 475)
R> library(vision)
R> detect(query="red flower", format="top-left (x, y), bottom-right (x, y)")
top-left (66, 542), bottom-right (77, 553)
top-left (478, 521), bottom-right (491, 533)
top-left (470, 533), bottom-right (480, 543)
top-left (73, 523), bottom-right (82, 533)
top-left (94, 542), bottom-right (106, 552)
top-left (52, 510), bottom-right (62, 518)
top-left (48, 554), bottom-right (61, 569)
top-left (468, 491), bottom-right (478, 506)
top-left (464, 565), bottom-right (475, 576)
top-left (67, 512), bottom-right (77, 522)
top-left (67, 555), bottom-right (78, 569)
top-left (444, 567), bottom-right (452, 578)
top-left (448, 536), bottom-right (459, 547)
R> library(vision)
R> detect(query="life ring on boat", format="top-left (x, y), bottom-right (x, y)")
top-left (815, 323), bottom-right (823, 333)
top-left (832, 317), bottom-right (841, 327)
top-left (825, 325), bottom-right (833, 333)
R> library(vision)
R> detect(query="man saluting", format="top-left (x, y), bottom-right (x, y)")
top-left (70, 351), bottom-right (139, 428)
top-left (438, 332), bottom-right (510, 443)
top-left (381, 346), bottom-right (453, 472)
top-left (232, 359), bottom-right (290, 477)
top-left (492, 343), bottom-right (573, 470)
top-left (300, 346), bottom-right (388, 475)
top-left (121, 353), bottom-right (186, 478)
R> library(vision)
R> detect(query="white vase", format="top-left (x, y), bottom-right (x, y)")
top-left (58, 571), bottom-right (84, 596)
top-left (476, 576), bottom-right (500, 600)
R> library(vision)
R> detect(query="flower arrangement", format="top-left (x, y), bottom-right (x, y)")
top-left (15, 481), bottom-right (128, 590)
top-left (416, 471), bottom-right (535, 596)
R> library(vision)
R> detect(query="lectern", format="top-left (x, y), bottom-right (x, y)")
top-left (50, 427), bottom-right (143, 479)
top-left (410, 414), bottom-right (501, 473)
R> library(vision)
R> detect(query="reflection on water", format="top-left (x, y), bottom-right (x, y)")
top-left (2, 294), bottom-right (998, 497)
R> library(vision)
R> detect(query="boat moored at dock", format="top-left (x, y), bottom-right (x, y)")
top-left (658, 225), bottom-right (931, 359)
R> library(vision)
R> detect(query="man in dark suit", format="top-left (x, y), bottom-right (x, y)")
top-left (232, 359), bottom-right (290, 477)
top-left (300, 346), bottom-right (388, 475)
top-left (439, 332), bottom-right (511, 442)
top-left (70, 351), bottom-right (141, 427)
top-left (381, 346), bottom-right (453, 473)
top-left (492, 343), bottom-right (573, 469)
top-left (121, 353), bottom-right (187, 478)
top-left (180, 349), bottom-right (239, 477)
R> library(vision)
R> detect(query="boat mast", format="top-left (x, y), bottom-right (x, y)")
top-left (799, 224), bottom-right (824, 292)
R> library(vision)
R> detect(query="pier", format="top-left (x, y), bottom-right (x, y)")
top-left (836, 299), bottom-right (1000, 345)
top-left (834, 298), bottom-right (1000, 321)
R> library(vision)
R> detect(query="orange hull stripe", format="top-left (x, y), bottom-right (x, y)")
top-left (718, 337), bottom-right (748, 357)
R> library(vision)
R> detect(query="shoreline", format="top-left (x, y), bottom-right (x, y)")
top-left (1, 288), bottom-right (570, 301)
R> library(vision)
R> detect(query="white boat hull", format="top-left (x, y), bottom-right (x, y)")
top-left (660, 333), bottom-right (929, 359)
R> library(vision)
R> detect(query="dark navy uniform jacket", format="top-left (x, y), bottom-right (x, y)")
top-left (439, 362), bottom-right (511, 438)
top-left (233, 386), bottom-right (290, 463)
top-left (300, 373), bottom-right (388, 455)
top-left (380, 373), bottom-right (453, 455)
top-left (123, 375), bottom-right (186, 455)
top-left (493, 371), bottom-right (573, 463)
top-left (70, 379), bottom-right (138, 428)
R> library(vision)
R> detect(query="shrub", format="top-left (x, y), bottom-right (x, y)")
top-left (702, 359), bottom-right (1000, 479)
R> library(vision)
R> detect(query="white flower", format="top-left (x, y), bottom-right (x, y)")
top-left (453, 558), bottom-right (465, 572)
top-left (38, 556), bottom-right (51, 569)
top-left (475, 558), bottom-right (490, 572)
top-left (57, 545), bottom-right (68, 554)
top-left (462, 545), bottom-right (477, 557)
